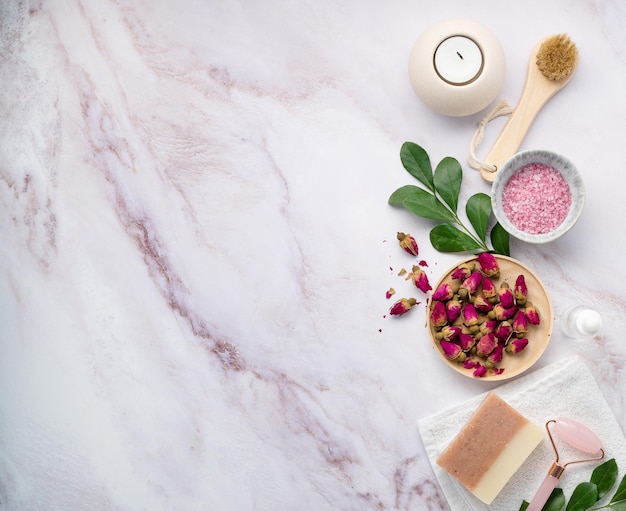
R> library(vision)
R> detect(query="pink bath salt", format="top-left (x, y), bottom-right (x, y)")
top-left (502, 163), bottom-right (571, 234)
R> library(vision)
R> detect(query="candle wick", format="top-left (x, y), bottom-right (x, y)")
top-left (457, 51), bottom-right (464, 60)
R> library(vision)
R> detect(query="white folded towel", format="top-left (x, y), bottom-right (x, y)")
top-left (418, 356), bottom-right (626, 510)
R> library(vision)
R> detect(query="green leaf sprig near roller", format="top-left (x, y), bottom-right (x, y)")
top-left (518, 458), bottom-right (626, 511)
top-left (388, 142), bottom-right (510, 256)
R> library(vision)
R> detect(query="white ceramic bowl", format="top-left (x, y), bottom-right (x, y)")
top-left (491, 150), bottom-right (585, 243)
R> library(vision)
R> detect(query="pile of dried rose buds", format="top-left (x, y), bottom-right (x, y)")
top-left (429, 253), bottom-right (541, 378)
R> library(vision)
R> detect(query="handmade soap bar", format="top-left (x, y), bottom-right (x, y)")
top-left (437, 392), bottom-right (544, 504)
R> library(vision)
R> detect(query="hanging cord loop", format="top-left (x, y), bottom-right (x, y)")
top-left (467, 100), bottom-right (513, 174)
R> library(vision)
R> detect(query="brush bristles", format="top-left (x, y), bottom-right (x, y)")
top-left (536, 34), bottom-right (579, 81)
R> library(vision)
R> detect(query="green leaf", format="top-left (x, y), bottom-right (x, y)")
top-left (429, 224), bottom-right (484, 253)
top-left (433, 157), bottom-right (462, 213)
top-left (400, 142), bottom-right (434, 192)
top-left (592, 458), bottom-right (618, 500)
top-left (519, 501), bottom-right (529, 511)
top-left (490, 222), bottom-right (511, 256)
top-left (466, 193), bottom-right (492, 242)
top-left (543, 488), bottom-right (566, 511)
top-left (388, 185), bottom-right (424, 206)
top-left (600, 500), bottom-right (626, 511)
top-left (607, 501), bottom-right (626, 510)
top-left (566, 482), bottom-right (598, 511)
top-left (402, 190), bottom-right (457, 223)
top-left (610, 473), bottom-right (626, 503)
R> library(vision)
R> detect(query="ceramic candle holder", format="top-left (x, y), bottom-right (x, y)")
top-left (408, 19), bottom-right (506, 117)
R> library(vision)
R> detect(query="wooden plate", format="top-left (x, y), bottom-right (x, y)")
top-left (427, 255), bottom-right (553, 381)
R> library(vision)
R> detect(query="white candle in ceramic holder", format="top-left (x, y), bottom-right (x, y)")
top-left (408, 19), bottom-right (506, 117)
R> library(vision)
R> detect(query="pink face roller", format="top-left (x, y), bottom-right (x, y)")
top-left (527, 418), bottom-right (605, 511)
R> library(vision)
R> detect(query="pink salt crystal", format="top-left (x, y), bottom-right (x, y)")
top-left (502, 163), bottom-right (571, 234)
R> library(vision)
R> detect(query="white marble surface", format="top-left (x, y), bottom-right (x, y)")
top-left (1, 1), bottom-right (625, 510)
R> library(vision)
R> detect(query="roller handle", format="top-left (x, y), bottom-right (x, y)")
top-left (526, 474), bottom-right (560, 511)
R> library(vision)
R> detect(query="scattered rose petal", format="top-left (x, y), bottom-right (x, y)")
top-left (473, 364), bottom-right (488, 378)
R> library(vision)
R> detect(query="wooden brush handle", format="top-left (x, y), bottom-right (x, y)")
top-left (480, 86), bottom-right (549, 182)
top-left (480, 38), bottom-right (577, 183)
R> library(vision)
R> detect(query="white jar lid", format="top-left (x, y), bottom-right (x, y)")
top-left (575, 309), bottom-right (603, 336)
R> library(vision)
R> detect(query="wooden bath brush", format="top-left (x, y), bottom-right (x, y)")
top-left (480, 34), bottom-right (579, 183)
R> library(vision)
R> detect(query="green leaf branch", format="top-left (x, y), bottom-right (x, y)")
top-left (518, 458), bottom-right (626, 511)
top-left (388, 141), bottom-right (510, 256)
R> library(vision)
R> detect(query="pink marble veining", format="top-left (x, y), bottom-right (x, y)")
top-left (2, 1), bottom-right (626, 510)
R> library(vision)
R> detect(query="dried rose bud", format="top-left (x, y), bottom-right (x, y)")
top-left (473, 364), bottom-right (488, 378)
top-left (472, 294), bottom-right (493, 313)
top-left (430, 300), bottom-right (447, 328)
top-left (397, 232), bottom-right (418, 256)
top-left (451, 262), bottom-right (474, 281)
top-left (514, 274), bottom-right (528, 306)
top-left (477, 252), bottom-right (500, 278)
top-left (436, 325), bottom-right (462, 342)
top-left (462, 303), bottom-right (480, 327)
top-left (525, 302), bottom-right (541, 325)
top-left (459, 271), bottom-right (483, 299)
top-left (482, 277), bottom-right (498, 302)
top-left (513, 310), bottom-right (529, 335)
top-left (390, 297), bottom-right (417, 316)
top-left (476, 332), bottom-right (497, 357)
top-left (488, 303), bottom-right (517, 321)
top-left (432, 282), bottom-right (458, 302)
top-left (440, 339), bottom-right (463, 360)
top-left (487, 344), bottom-right (504, 366)
top-left (410, 265), bottom-right (432, 293)
top-left (385, 288), bottom-right (395, 299)
top-left (463, 358), bottom-right (479, 370)
top-left (445, 296), bottom-right (462, 323)
top-left (494, 320), bottom-right (513, 341)
top-left (506, 337), bottom-right (529, 354)
top-left (480, 319), bottom-right (498, 335)
top-left (498, 282), bottom-right (515, 308)
top-left (492, 367), bottom-right (505, 375)
top-left (459, 332), bottom-right (476, 351)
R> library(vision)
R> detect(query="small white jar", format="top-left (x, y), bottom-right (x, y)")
top-left (560, 305), bottom-right (603, 338)
top-left (408, 19), bottom-right (506, 117)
